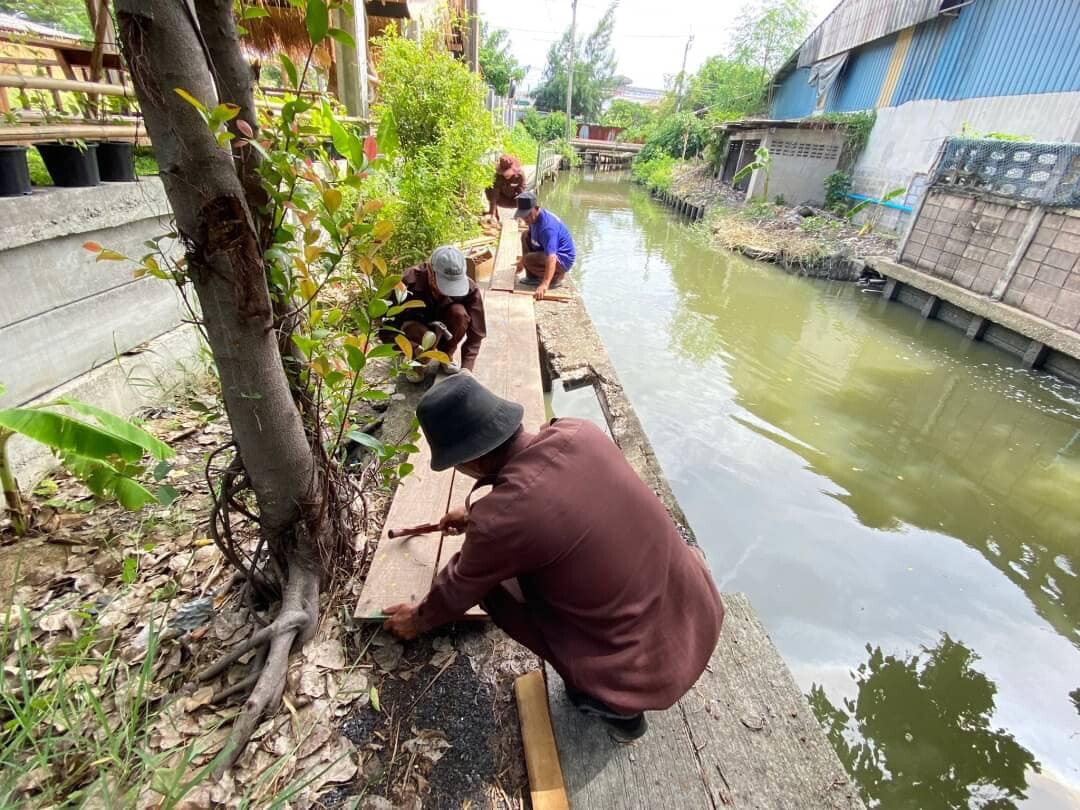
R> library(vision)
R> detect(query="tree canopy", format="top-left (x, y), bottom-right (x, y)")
top-left (731, 0), bottom-right (812, 87)
top-left (0, 0), bottom-right (92, 39)
top-left (478, 22), bottom-right (525, 97)
top-left (533, 2), bottom-right (619, 122)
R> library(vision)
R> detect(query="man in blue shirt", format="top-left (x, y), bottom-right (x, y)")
top-left (513, 191), bottom-right (576, 301)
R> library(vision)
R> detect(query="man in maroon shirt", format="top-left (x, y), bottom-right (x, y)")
top-left (384, 376), bottom-right (724, 741)
top-left (385, 246), bottom-right (486, 379)
top-left (485, 154), bottom-right (526, 221)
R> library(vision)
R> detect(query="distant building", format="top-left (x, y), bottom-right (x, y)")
top-left (609, 86), bottom-right (665, 106)
top-left (762, 0), bottom-right (1080, 229)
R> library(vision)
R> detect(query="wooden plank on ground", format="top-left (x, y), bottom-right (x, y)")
top-left (516, 672), bottom-right (570, 810)
top-left (490, 216), bottom-right (522, 292)
top-left (504, 292), bottom-right (547, 431)
top-left (547, 593), bottom-right (865, 809)
top-left (433, 470), bottom-right (486, 619)
top-left (353, 435), bottom-right (454, 620)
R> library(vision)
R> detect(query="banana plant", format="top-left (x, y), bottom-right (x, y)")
top-left (732, 145), bottom-right (773, 201)
top-left (0, 384), bottom-right (174, 536)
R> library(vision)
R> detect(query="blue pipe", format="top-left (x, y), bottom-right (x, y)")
top-left (845, 192), bottom-right (913, 213)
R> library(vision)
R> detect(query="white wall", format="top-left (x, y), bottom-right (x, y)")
top-left (852, 91), bottom-right (1080, 231)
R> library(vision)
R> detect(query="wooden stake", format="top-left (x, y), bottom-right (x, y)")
top-left (511, 289), bottom-right (573, 303)
top-left (514, 671), bottom-right (570, 810)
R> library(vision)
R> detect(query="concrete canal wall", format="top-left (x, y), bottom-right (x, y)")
top-left (0, 180), bottom-right (201, 482)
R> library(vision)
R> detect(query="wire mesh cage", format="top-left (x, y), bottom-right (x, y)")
top-left (932, 138), bottom-right (1080, 207)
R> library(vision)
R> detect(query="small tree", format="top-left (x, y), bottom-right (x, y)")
top-left (478, 22), bottom-right (525, 97)
top-left (533, 3), bottom-right (620, 120)
top-left (731, 0), bottom-right (812, 96)
top-left (112, 0), bottom-right (429, 770)
top-left (733, 145), bottom-right (773, 200)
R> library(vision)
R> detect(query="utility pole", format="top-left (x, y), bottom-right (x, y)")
top-left (564, 0), bottom-right (578, 140)
top-left (675, 34), bottom-right (694, 112)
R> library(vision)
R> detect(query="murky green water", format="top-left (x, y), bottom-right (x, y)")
top-left (542, 172), bottom-right (1080, 809)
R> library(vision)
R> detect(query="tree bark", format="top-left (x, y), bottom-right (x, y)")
top-left (116, 0), bottom-right (314, 540)
top-left (115, 0), bottom-right (325, 770)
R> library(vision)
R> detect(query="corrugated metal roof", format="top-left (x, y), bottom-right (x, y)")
top-left (0, 12), bottom-right (80, 41)
top-left (797, 0), bottom-right (947, 68)
top-left (771, 67), bottom-right (818, 120)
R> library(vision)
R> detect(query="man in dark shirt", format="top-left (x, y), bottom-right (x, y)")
top-left (514, 191), bottom-right (577, 301)
top-left (383, 376), bottom-right (724, 742)
top-left (386, 246), bottom-right (486, 379)
top-left (485, 154), bottom-right (526, 222)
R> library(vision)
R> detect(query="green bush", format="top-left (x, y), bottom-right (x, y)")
top-left (26, 148), bottom-right (51, 186)
top-left (522, 108), bottom-right (567, 143)
top-left (503, 122), bottom-right (539, 164)
top-left (636, 112), bottom-right (706, 163)
top-left (375, 31), bottom-right (499, 265)
top-left (631, 154), bottom-right (676, 194)
top-left (824, 170), bottom-right (852, 212)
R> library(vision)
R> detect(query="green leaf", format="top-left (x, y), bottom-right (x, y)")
top-left (386, 299), bottom-right (426, 318)
top-left (346, 431), bottom-right (384, 454)
top-left (156, 485), bottom-right (179, 506)
top-left (398, 462), bottom-right (414, 478)
top-left (173, 87), bottom-right (207, 115)
top-left (54, 398), bottom-right (173, 461)
top-left (322, 188), bottom-right (343, 213)
top-left (96, 249), bottom-right (127, 262)
top-left (343, 344), bottom-right (367, 373)
top-left (420, 331), bottom-right (437, 351)
top-left (305, 0), bottom-right (329, 44)
top-left (62, 454), bottom-right (158, 511)
top-left (376, 109), bottom-right (399, 157)
top-left (375, 274), bottom-right (403, 300)
top-left (367, 344), bottom-right (398, 360)
top-left (360, 390), bottom-right (390, 401)
top-left (0, 408), bottom-right (145, 463)
top-left (368, 298), bottom-right (389, 319)
top-left (280, 54), bottom-right (299, 89)
top-left (242, 6), bottom-right (271, 19)
top-left (370, 686), bottom-right (381, 712)
top-left (327, 27), bottom-right (356, 49)
top-left (291, 334), bottom-right (319, 358)
top-left (122, 556), bottom-right (138, 585)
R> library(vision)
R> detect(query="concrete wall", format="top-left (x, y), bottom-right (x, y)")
top-left (0, 180), bottom-right (201, 480)
top-left (733, 128), bottom-right (843, 205)
top-left (853, 91), bottom-right (1080, 232)
top-left (902, 189), bottom-right (1080, 332)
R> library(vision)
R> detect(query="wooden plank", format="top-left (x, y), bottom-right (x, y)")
top-left (547, 664), bottom-right (712, 810)
top-left (353, 435), bottom-right (454, 620)
top-left (505, 292), bottom-right (547, 431)
top-left (433, 470), bottom-right (486, 619)
top-left (515, 672), bottom-right (570, 810)
top-left (490, 216), bottom-right (522, 292)
top-left (546, 593), bottom-right (865, 809)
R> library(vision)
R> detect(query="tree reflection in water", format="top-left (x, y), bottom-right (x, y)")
top-left (809, 635), bottom-right (1040, 809)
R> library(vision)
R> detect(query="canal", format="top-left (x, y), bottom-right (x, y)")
top-left (541, 171), bottom-right (1080, 809)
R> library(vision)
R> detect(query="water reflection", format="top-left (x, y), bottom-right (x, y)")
top-left (809, 636), bottom-right (1039, 809)
top-left (543, 172), bottom-right (1080, 806)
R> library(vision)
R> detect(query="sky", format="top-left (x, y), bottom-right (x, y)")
top-left (481, 0), bottom-right (840, 91)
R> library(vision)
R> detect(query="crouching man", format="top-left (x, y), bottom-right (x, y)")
top-left (383, 375), bottom-right (724, 742)
top-left (385, 245), bottom-right (486, 382)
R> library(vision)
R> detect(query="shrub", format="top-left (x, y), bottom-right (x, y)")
top-left (636, 111), bottom-right (706, 163)
top-left (503, 122), bottom-right (539, 163)
top-left (522, 108), bottom-right (567, 142)
top-left (374, 31), bottom-right (499, 265)
top-left (824, 170), bottom-right (852, 212)
top-left (631, 154), bottom-right (677, 194)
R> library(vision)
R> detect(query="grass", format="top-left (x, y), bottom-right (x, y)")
top-left (708, 205), bottom-right (832, 267)
top-left (502, 123), bottom-right (538, 164)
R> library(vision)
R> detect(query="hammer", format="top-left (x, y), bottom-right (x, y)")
top-left (387, 521), bottom-right (442, 539)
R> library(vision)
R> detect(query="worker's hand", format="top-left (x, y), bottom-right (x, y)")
top-left (439, 507), bottom-right (468, 535)
top-left (383, 603), bottom-right (421, 640)
top-left (534, 283), bottom-right (549, 301)
top-left (515, 256), bottom-right (525, 272)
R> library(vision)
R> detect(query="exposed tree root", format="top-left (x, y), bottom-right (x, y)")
top-left (207, 557), bottom-right (320, 775)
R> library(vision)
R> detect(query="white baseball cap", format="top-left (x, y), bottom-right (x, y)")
top-left (430, 245), bottom-right (470, 298)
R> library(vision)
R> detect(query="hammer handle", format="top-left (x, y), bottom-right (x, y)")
top-left (387, 521), bottom-right (442, 539)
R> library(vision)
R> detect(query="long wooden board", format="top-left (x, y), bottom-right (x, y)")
top-left (490, 215), bottom-right (523, 292)
top-left (546, 593), bottom-right (865, 809)
top-left (353, 434), bottom-right (454, 620)
top-left (515, 672), bottom-right (570, 810)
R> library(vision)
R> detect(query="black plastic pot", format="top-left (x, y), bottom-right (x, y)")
top-left (0, 145), bottom-right (32, 197)
top-left (36, 142), bottom-right (100, 187)
top-left (96, 141), bottom-right (136, 182)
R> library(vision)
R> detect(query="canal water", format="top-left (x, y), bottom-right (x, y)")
top-left (542, 171), bottom-right (1080, 809)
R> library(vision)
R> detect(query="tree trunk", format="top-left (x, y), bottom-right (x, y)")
top-left (115, 0), bottom-right (323, 770)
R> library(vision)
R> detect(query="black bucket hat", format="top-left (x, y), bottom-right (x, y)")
top-left (417, 375), bottom-right (524, 472)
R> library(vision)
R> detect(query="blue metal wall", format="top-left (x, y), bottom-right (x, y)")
top-left (831, 33), bottom-right (895, 112)
top-left (769, 0), bottom-right (1080, 119)
top-left (771, 67), bottom-right (817, 120)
